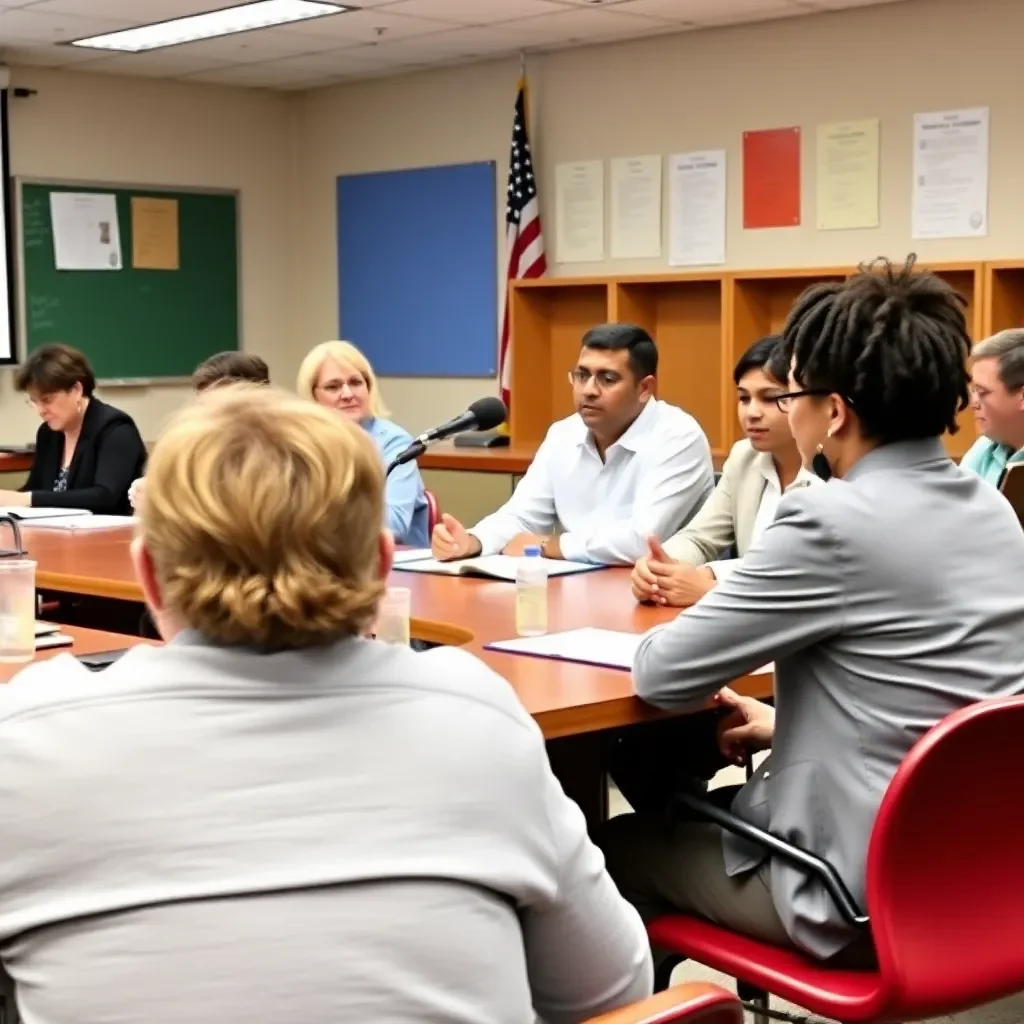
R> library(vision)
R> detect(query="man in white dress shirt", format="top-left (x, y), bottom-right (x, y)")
top-left (431, 324), bottom-right (714, 566)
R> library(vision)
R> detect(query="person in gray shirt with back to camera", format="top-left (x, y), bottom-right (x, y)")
top-left (0, 386), bottom-right (652, 1024)
top-left (599, 256), bottom-right (1024, 969)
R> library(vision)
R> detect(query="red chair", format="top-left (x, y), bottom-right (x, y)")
top-left (424, 489), bottom-right (440, 535)
top-left (648, 696), bottom-right (1024, 1023)
top-left (586, 982), bottom-right (744, 1023)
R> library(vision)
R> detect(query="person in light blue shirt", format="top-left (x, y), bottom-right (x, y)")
top-left (962, 329), bottom-right (1024, 487)
top-left (298, 341), bottom-right (429, 547)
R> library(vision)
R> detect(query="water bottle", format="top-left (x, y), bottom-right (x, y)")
top-left (515, 545), bottom-right (549, 637)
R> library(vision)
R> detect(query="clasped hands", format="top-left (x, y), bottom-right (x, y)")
top-left (631, 535), bottom-right (716, 607)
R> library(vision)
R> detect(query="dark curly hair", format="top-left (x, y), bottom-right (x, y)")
top-left (780, 255), bottom-right (971, 443)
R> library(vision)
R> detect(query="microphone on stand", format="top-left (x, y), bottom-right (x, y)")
top-left (386, 397), bottom-right (507, 476)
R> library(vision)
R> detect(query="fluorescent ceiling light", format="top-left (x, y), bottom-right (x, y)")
top-left (69, 0), bottom-right (351, 53)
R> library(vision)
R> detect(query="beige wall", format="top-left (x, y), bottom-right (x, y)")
top-left (7, 0), bottom-right (1024, 441)
top-left (295, 0), bottom-right (1024, 434)
top-left (4, 67), bottom-right (295, 442)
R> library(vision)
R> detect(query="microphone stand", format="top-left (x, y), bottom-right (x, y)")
top-left (386, 440), bottom-right (426, 477)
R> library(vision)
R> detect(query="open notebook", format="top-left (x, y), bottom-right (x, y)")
top-left (0, 507), bottom-right (91, 521)
top-left (392, 550), bottom-right (604, 581)
top-left (486, 626), bottom-right (776, 676)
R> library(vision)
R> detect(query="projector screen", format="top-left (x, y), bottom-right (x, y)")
top-left (0, 89), bottom-right (15, 364)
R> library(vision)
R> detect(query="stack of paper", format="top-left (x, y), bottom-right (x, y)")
top-left (392, 550), bottom-right (604, 581)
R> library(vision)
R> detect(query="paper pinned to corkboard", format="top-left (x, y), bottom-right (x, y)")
top-left (131, 196), bottom-right (179, 270)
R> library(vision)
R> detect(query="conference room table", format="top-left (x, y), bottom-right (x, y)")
top-left (20, 524), bottom-right (773, 824)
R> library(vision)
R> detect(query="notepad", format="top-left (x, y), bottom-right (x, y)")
top-left (22, 515), bottom-right (134, 531)
top-left (35, 621), bottom-right (59, 637)
top-left (0, 507), bottom-right (90, 520)
top-left (392, 551), bottom-right (604, 580)
top-left (35, 632), bottom-right (73, 650)
top-left (486, 626), bottom-right (777, 677)
top-left (486, 627), bottom-right (644, 670)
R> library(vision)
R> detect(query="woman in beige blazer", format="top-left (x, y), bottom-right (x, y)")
top-left (632, 335), bottom-right (815, 607)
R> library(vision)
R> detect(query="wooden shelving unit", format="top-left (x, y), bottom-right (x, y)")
top-left (509, 261), bottom-right (990, 461)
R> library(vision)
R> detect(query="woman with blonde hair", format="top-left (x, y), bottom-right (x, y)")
top-left (297, 340), bottom-right (429, 547)
top-left (0, 386), bottom-right (651, 1023)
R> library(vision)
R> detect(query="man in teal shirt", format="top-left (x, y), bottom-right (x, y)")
top-left (962, 329), bottom-right (1024, 486)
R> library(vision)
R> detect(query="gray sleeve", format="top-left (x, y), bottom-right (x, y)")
top-left (634, 493), bottom-right (846, 710)
top-left (523, 756), bottom-right (653, 1022)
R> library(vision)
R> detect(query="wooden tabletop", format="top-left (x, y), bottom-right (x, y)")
top-left (0, 452), bottom-right (33, 474)
top-left (24, 526), bottom-right (771, 738)
top-left (0, 624), bottom-right (152, 684)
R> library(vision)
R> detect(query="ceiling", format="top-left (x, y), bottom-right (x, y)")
top-left (0, 0), bottom-right (907, 91)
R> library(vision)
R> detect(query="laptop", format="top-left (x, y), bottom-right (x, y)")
top-left (999, 462), bottom-right (1024, 528)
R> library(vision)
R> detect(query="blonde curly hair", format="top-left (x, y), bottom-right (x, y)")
top-left (139, 385), bottom-right (386, 649)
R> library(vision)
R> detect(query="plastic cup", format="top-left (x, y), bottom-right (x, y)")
top-left (0, 560), bottom-right (37, 663)
top-left (376, 586), bottom-right (411, 646)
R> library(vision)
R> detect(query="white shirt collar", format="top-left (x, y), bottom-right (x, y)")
top-left (754, 450), bottom-right (817, 491)
top-left (574, 398), bottom-right (660, 454)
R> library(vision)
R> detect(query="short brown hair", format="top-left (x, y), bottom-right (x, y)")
top-left (139, 386), bottom-right (386, 650)
top-left (192, 351), bottom-right (270, 392)
top-left (15, 344), bottom-right (96, 397)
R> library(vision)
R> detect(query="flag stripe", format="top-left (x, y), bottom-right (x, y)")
top-left (498, 82), bottom-right (546, 414)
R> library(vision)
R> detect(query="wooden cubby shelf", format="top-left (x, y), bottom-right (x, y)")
top-left (509, 260), bottom-right (996, 462)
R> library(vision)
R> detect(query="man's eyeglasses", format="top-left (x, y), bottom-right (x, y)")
top-left (771, 388), bottom-right (833, 412)
top-left (568, 368), bottom-right (623, 389)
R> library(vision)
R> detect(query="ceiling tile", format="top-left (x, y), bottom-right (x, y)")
top-left (355, 24), bottom-right (520, 62)
top-left (380, 0), bottom-right (565, 23)
top-left (0, 6), bottom-right (140, 44)
top-left (158, 24), bottom-right (361, 61)
top-left (74, 50), bottom-right (235, 77)
top-left (22, 0), bottom-right (214, 21)
top-left (626, 0), bottom-right (801, 23)
top-left (0, 42), bottom-right (110, 67)
top-left (802, 0), bottom-right (906, 6)
top-left (277, 6), bottom-right (453, 43)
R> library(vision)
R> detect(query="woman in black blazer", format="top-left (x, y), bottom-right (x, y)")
top-left (1, 345), bottom-right (146, 515)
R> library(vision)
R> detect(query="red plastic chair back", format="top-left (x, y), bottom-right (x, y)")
top-left (867, 695), bottom-right (1024, 1019)
top-left (424, 489), bottom-right (440, 534)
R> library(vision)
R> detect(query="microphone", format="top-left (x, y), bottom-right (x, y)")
top-left (386, 397), bottom-right (507, 476)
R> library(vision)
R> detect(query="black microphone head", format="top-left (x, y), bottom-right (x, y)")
top-left (468, 396), bottom-right (507, 431)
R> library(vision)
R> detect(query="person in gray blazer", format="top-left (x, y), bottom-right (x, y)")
top-left (631, 335), bottom-right (817, 608)
top-left (599, 256), bottom-right (1024, 967)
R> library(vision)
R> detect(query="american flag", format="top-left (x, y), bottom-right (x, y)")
top-left (498, 78), bottom-right (547, 414)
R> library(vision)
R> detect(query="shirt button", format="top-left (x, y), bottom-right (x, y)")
top-left (762, 770), bottom-right (771, 779)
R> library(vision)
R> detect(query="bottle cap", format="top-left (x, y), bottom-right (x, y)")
top-left (524, 545), bottom-right (542, 557)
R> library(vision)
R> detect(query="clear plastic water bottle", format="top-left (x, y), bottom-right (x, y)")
top-left (516, 545), bottom-right (549, 637)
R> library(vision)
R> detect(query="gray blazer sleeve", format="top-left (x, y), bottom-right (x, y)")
top-left (662, 445), bottom-right (740, 565)
top-left (634, 492), bottom-right (846, 710)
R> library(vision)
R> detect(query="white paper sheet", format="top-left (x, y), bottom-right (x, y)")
top-left (554, 160), bottom-right (604, 263)
top-left (21, 515), bottom-right (134, 530)
top-left (610, 155), bottom-right (662, 259)
top-left (0, 506), bottom-right (90, 520)
top-left (488, 627), bottom-right (643, 669)
top-left (668, 150), bottom-right (727, 267)
top-left (912, 107), bottom-right (989, 239)
top-left (393, 555), bottom-right (602, 581)
top-left (49, 192), bottom-right (123, 271)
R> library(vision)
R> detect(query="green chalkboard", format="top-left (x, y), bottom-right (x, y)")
top-left (19, 181), bottom-right (239, 380)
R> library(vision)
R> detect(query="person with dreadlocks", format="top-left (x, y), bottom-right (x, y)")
top-left (598, 256), bottom-right (1024, 969)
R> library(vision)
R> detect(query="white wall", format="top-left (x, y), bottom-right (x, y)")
top-left (8, 0), bottom-right (1024, 440)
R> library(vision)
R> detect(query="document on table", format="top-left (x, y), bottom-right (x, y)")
top-left (0, 507), bottom-right (90, 520)
top-left (392, 551), bottom-right (604, 580)
top-left (487, 626), bottom-right (776, 677)
top-left (21, 515), bottom-right (134, 530)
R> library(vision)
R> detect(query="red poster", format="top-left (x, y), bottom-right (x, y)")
top-left (743, 126), bottom-right (801, 229)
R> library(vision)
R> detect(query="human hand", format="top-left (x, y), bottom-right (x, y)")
top-left (502, 533), bottom-right (547, 557)
top-left (129, 477), bottom-right (145, 513)
top-left (713, 687), bottom-right (775, 765)
top-left (0, 490), bottom-right (28, 508)
top-left (631, 554), bottom-right (660, 603)
top-left (431, 513), bottom-right (481, 561)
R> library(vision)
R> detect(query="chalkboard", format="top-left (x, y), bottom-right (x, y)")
top-left (337, 162), bottom-right (497, 377)
top-left (19, 181), bottom-right (239, 380)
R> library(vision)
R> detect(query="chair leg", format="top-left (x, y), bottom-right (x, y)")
top-left (653, 954), bottom-right (684, 993)
top-left (737, 981), bottom-right (770, 1024)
